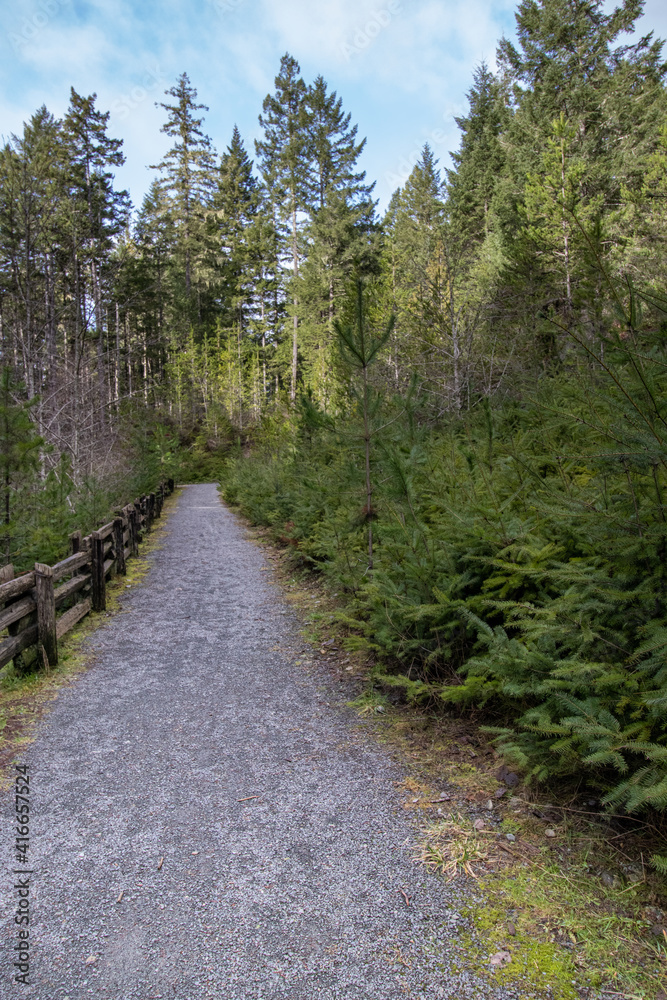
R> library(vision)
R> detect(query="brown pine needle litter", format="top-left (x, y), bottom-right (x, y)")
top-left (414, 814), bottom-right (504, 880)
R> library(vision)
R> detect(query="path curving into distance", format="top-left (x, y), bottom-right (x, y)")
top-left (2, 484), bottom-right (517, 1000)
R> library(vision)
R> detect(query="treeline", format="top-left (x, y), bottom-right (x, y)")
top-left (3, 0), bottom-right (666, 472)
top-left (0, 50), bottom-right (379, 562)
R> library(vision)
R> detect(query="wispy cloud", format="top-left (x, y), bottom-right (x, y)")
top-left (0, 0), bottom-right (664, 212)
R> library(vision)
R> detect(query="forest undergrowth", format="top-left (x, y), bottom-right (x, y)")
top-left (222, 323), bottom-right (667, 881)
top-left (241, 505), bottom-right (667, 1000)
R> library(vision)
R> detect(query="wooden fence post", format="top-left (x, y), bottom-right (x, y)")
top-left (167, 478), bottom-right (174, 493)
top-left (35, 563), bottom-right (57, 667)
top-left (69, 530), bottom-right (83, 586)
top-left (113, 517), bottom-right (126, 575)
top-left (69, 530), bottom-right (81, 556)
top-left (3, 565), bottom-right (27, 674)
top-left (90, 531), bottom-right (106, 611)
top-left (134, 500), bottom-right (143, 542)
top-left (128, 506), bottom-right (139, 556)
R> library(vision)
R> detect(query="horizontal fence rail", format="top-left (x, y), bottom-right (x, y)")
top-left (0, 478), bottom-right (175, 674)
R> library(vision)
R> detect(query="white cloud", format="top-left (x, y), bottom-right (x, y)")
top-left (1, 0), bottom-right (665, 214)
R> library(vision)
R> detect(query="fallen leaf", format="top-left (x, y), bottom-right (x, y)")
top-left (85, 955), bottom-right (98, 965)
top-left (489, 950), bottom-right (511, 966)
top-left (545, 829), bottom-right (556, 838)
top-left (473, 818), bottom-right (485, 831)
top-left (157, 857), bottom-right (164, 870)
top-left (506, 922), bottom-right (516, 936)
top-left (116, 891), bottom-right (124, 903)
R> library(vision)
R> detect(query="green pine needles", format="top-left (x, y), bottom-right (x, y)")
top-left (223, 324), bottom-right (667, 822)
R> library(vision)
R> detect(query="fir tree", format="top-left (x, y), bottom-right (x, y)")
top-left (209, 126), bottom-right (263, 426)
top-left (307, 75), bottom-right (373, 211)
top-left (447, 62), bottom-right (506, 248)
top-left (211, 125), bottom-right (260, 332)
top-left (256, 54), bottom-right (312, 400)
top-left (63, 89), bottom-right (130, 431)
top-left (335, 279), bottom-right (394, 570)
top-left (151, 73), bottom-right (216, 310)
top-left (298, 76), bottom-right (378, 405)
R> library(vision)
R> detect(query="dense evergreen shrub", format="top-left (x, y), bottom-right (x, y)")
top-left (222, 333), bottom-right (667, 815)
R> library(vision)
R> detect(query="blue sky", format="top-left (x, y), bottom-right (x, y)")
top-left (1, 0), bottom-right (665, 214)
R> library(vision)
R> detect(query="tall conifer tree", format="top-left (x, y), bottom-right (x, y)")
top-left (256, 54), bottom-right (311, 400)
top-left (151, 73), bottom-right (216, 317)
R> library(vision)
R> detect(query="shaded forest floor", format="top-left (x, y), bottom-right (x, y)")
top-left (240, 517), bottom-right (667, 1000)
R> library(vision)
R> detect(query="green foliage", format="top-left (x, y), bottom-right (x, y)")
top-left (222, 330), bottom-right (667, 815)
top-left (0, 367), bottom-right (44, 563)
top-left (1, 406), bottom-right (188, 572)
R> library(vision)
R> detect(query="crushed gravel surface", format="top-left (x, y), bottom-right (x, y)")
top-left (1, 483), bottom-right (521, 999)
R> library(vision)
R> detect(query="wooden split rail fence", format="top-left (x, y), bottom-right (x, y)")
top-left (0, 479), bottom-right (175, 674)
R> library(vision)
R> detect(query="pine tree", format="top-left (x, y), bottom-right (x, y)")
top-left (447, 62), bottom-right (506, 248)
top-left (209, 126), bottom-right (262, 427)
top-left (335, 279), bottom-right (394, 570)
top-left (63, 89), bottom-right (130, 434)
top-left (256, 54), bottom-right (312, 400)
top-left (298, 76), bottom-right (378, 406)
top-left (151, 73), bottom-right (216, 317)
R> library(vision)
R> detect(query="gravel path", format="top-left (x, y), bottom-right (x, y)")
top-left (1, 483), bottom-right (518, 1000)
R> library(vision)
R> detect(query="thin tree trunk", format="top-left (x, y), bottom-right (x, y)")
top-left (291, 193), bottom-right (299, 401)
top-left (561, 138), bottom-right (572, 308)
top-left (92, 259), bottom-right (106, 430)
top-left (362, 358), bottom-right (373, 572)
top-left (114, 302), bottom-right (120, 412)
top-left (261, 298), bottom-right (267, 400)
